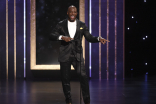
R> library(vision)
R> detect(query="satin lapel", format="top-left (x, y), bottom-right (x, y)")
top-left (63, 19), bottom-right (70, 37)
top-left (74, 19), bottom-right (80, 39)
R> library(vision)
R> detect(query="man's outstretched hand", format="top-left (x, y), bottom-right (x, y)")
top-left (99, 37), bottom-right (110, 44)
top-left (61, 36), bottom-right (73, 42)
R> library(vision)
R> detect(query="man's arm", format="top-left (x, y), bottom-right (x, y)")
top-left (83, 24), bottom-right (110, 44)
top-left (49, 24), bottom-right (73, 42)
top-left (49, 24), bottom-right (61, 41)
top-left (83, 24), bottom-right (99, 43)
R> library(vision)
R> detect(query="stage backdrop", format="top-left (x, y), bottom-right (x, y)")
top-left (36, 0), bottom-right (79, 65)
top-left (30, 0), bottom-right (84, 70)
top-left (0, 0), bottom-right (124, 80)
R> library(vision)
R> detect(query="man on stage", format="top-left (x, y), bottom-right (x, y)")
top-left (49, 5), bottom-right (109, 104)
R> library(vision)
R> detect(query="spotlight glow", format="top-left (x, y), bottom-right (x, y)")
top-left (132, 16), bottom-right (134, 18)
top-left (143, 37), bottom-right (145, 40)
top-left (127, 27), bottom-right (130, 30)
top-left (89, 0), bottom-right (92, 77)
top-left (24, 0), bottom-right (26, 78)
top-left (146, 36), bottom-right (148, 38)
top-left (145, 63), bottom-right (147, 65)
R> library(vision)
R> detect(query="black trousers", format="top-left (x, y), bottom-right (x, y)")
top-left (60, 55), bottom-right (90, 103)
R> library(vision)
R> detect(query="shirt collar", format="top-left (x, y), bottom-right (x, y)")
top-left (68, 20), bottom-right (76, 24)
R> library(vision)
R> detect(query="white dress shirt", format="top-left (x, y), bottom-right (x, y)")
top-left (58, 20), bottom-right (100, 41)
top-left (67, 20), bottom-right (76, 38)
top-left (59, 20), bottom-right (76, 40)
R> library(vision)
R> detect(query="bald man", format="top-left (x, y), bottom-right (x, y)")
top-left (50, 5), bottom-right (109, 104)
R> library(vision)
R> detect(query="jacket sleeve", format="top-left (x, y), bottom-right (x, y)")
top-left (49, 24), bottom-right (61, 41)
top-left (83, 24), bottom-right (99, 43)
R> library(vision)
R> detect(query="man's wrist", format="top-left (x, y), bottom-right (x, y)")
top-left (58, 35), bottom-right (63, 40)
top-left (61, 36), bottom-right (64, 40)
top-left (98, 36), bottom-right (104, 41)
top-left (97, 37), bottom-right (100, 41)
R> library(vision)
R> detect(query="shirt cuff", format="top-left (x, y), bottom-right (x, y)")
top-left (58, 35), bottom-right (63, 40)
top-left (97, 37), bottom-right (100, 41)
top-left (98, 36), bottom-right (104, 41)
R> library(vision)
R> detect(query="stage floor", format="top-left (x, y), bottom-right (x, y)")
top-left (0, 76), bottom-right (156, 104)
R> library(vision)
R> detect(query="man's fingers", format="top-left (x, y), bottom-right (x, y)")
top-left (100, 39), bottom-right (108, 44)
top-left (62, 36), bottom-right (73, 42)
top-left (104, 40), bottom-right (106, 44)
top-left (100, 39), bottom-right (104, 44)
top-left (106, 40), bottom-right (110, 42)
top-left (67, 37), bottom-right (71, 41)
top-left (102, 40), bottom-right (105, 44)
top-left (70, 38), bottom-right (74, 40)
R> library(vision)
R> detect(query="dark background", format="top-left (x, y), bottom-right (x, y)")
top-left (1, 0), bottom-right (155, 79)
top-left (125, 0), bottom-right (156, 77)
top-left (36, 0), bottom-right (79, 65)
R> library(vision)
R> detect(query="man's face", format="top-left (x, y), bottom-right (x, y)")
top-left (67, 6), bottom-right (77, 22)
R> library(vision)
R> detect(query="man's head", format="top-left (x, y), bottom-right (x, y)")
top-left (67, 5), bottom-right (77, 22)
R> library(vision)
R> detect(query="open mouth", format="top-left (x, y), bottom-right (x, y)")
top-left (70, 15), bottom-right (75, 19)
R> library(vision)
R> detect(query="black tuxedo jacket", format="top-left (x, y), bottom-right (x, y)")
top-left (49, 19), bottom-right (99, 62)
